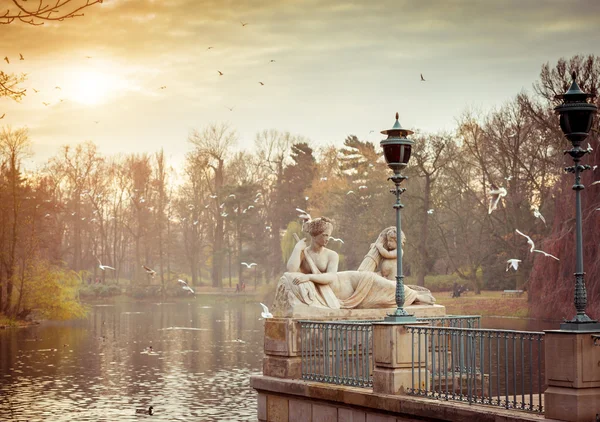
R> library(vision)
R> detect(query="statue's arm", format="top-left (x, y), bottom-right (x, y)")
top-left (287, 239), bottom-right (307, 272)
top-left (375, 243), bottom-right (397, 259)
top-left (294, 272), bottom-right (337, 286)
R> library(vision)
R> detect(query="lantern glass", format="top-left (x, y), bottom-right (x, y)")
top-left (560, 110), bottom-right (594, 137)
top-left (382, 143), bottom-right (411, 168)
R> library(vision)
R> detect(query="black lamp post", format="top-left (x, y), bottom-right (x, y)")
top-left (380, 112), bottom-right (417, 323)
top-left (555, 72), bottom-right (600, 331)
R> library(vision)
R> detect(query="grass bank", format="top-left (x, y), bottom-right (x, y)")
top-left (435, 290), bottom-right (529, 318)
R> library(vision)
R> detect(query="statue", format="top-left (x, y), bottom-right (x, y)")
top-left (271, 218), bottom-right (436, 317)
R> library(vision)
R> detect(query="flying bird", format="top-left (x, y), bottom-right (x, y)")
top-left (488, 184), bottom-right (507, 214)
top-left (506, 259), bottom-right (521, 271)
top-left (85, 55), bottom-right (93, 59)
top-left (142, 265), bottom-right (156, 277)
top-left (259, 82), bottom-right (264, 85)
top-left (55, 86), bottom-right (61, 90)
top-left (241, 21), bottom-right (249, 26)
top-left (329, 237), bottom-right (344, 244)
top-left (42, 102), bottom-right (50, 106)
top-left (532, 207), bottom-right (546, 226)
top-left (209, 194), bottom-right (218, 199)
top-left (532, 249), bottom-right (559, 261)
top-left (33, 88), bottom-right (39, 93)
top-left (347, 190), bottom-right (356, 195)
top-left (0, 113), bottom-right (4, 119)
top-left (270, 59), bottom-right (275, 63)
top-left (97, 258), bottom-right (115, 271)
top-left (358, 185), bottom-right (368, 190)
top-left (241, 262), bottom-right (257, 268)
top-left (217, 71), bottom-right (223, 76)
top-left (225, 106), bottom-right (235, 111)
top-left (19, 53), bottom-right (24, 60)
top-left (207, 47), bottom-right (213, 50)
top-left (228, 194), bottom-right (236, 199)
top-left (3, 56), bottom-right (8, 64)
top-left (420, 73), bottom-right (425, 81)
top-left (591, 180), bottom-right (600, 186)
top-left (177, 279), bottom-right (195, 294)
top-left (427, 209), bottom-right (434, 214)
top-left (260, 303), bottom-right (273, 319)
top-left (515, 229), bottom-right (535, 253)
top-left (160, 86), bottom-right (166, 89)
top-left (295, 208), bottom-right (311, 221)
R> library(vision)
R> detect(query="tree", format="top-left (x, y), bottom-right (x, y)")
top-left (0, 0), bottom-right (103, 25)
top-left (188, 123), bottom-right (237, 288)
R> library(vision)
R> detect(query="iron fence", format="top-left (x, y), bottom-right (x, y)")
top-left (405, 325), bottom-right (545, 413)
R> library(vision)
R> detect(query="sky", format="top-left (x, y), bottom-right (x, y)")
top-left (1, 0), bottom-right (600, 169)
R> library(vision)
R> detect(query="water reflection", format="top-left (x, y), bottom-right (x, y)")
top-left (0, 297), bottom-right (263, 421)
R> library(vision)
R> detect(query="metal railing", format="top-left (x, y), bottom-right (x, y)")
top-left (298, 316), bottom-right (481, 389)
top-left (405, 326), bottom-right (545, 413)
top-left (299, 320), bottom-right (373, 387)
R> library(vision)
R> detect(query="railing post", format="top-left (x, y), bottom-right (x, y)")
top-left (372, 321), bottom-right (430, 394)
top-left (263, 318), bottom-right (302, 379)
top-left (544, 330), bottom-right (600, 421)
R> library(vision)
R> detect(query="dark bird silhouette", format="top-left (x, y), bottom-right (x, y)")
top-left (160, 86), bottom-right (166, 89)
top-left (55, 86), bottom-right (61, 90)
top-left (3, 56), bottom-right (8, 64)
top-left (0, 113), bottom-right (5, 119)
top-left (94, 121), bottom-right (99, 124)
top-left (420, 73), bottom-right (426, 82)
top-left (85, 55), bottom-right (92, 59)
top-left (33, 88), bottom-right (39, 93)
top-left (270, 59), bottom-right (275, 63)
top-left (259, 82), bottom-right (264, 85)
top-left (19, 53), bottom-right (24, 60)
top-left (207, 46), bottom-right (213, 50)
top-left (225, 106), bottom-right (235, 111)
top-left (42, 102), bottom-right (50, 106)
top-left (218, 70), bottom-right (223, 76)
top-left (135, 406), bottom-right (153, 415)
top-left (241, 21), bottom-right (248, 26)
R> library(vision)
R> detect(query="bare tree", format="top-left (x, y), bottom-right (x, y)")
top-left (0, 0), bottom-right (103, 25)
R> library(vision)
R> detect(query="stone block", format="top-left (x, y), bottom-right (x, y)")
top-left (372, 367), bottom-right (429, 395)
top-left (289, 398), bottom-right (311, 422)
top-left (545, 386), bottom-right (600, 422)
top-left (267, 394), bottom-right (289, 422)
top-left (258, 393), bottom-right (267, 421)
top-left (545, 331), bottom-right (600, 389)
top-left (366, 414), bottom-right (396, 422)
top-left (312, 403), bottom-right (337, 422)
top-left (263, 355), bottom-right (302, 379)
top-left (373, 322), bottom-right (429, 368)
top-left (339, 408), bottom-right (366, 422)
top-left (265, 318), bottom-right (301, 357)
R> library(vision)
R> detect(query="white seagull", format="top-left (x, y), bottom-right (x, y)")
top-left (346, 190), bottom-right (356, 195)
top-left (532, 207), bottom-right (546, 226)
top-left (98, 258), bottom-right (115, 271)
top-left (177, 279), bottom-right (195, 294)
top-left (260, 303), bottom-right (273, 319)
top-left (515, 229), bottom-right (535, 252)
top-left (295, 208), bottom-right (311, 221)
top-left (329, 237), bottom-right (344, 244)
top-left (427, 209), bottom-right (434, 214)
top-left (532, 249), bottom-right (559, 261)
top-left (488, 185), bottom-right (507, 214)
top-left (241, 262), bottom-right (257, 268)
top-left (506, 259), bottom-right (521, 271)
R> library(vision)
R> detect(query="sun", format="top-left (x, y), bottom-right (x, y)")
top-left (68, 69), bottom-right (113, 105)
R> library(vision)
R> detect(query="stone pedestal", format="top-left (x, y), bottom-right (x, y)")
top-left (544, 329), bottom-right (600, 422)
top-left (372, 321), bottom-right (430, 395)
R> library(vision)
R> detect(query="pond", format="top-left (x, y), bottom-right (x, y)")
top-left (0, 298), bottom-right (564, 421)
top-left (0, 296), bottom-right (264, 422)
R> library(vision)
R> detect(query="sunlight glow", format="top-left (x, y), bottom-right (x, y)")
top-left (67, 69), bottom-right (116, 105)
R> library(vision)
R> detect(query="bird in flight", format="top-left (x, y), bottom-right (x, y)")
top-left (142, 265), bottom-right (157, 277)
top-left (55, 86), bottom-right (61, 90)
top-left (347, 190), bottom-right (356, 195)
top-left (97, 258), bottom-right (115, 271)
top-left (532, 207), bottom-right (546, 226)
top-left (533, 249), bottom-right (559, 261)
top-left (207, 47), bottom-right (213, 50)
top-left (270, 59), bottom-right (275, 63)
top-left (85, 55), bottom-right (93, 59)
top-left (0, 113), bottom-right (5, 119)
top-left (94, 121), bottom-right (99, 124)
top-left (218, 71), bottom-right (223, 76)
top-left (427, 209), bottom-right (434, 214)
top-left (3, 56), bottom-right (9, 64)
top-left (488, 184), bottom-right (507, 214)
top-left (506, 259), bottom-right (521, 271)
top-left (42, 102), bottom-right (50, 106)
top-left (177, 279), bottom-right (195, 294)
top-left (225, 106), bottom-right (235, 111)
top-left (358, 185), bottom-right (368, 190)
top-left (241, 262), bottom-right (257, 268)
top-left (330, 237), bottom-right (344, 244)
top-left (295, 208), bottom-right (311, 221)
top-left (420, 73), bottom-right (426, 82)
top-left (19, 53), bottom-right (24, 60)
top-left (160, 86), bottom-right (166, 89)
top-left (259, 82), bottom-right (264, 85)
top-left (33, 88), bottom-right (39, 93)
top-left (260, 303), bottom-right (273, 319)
top-left (241, 21), bottom-right (249, 26)
top-left (515, 229), bottom-right (535, 253)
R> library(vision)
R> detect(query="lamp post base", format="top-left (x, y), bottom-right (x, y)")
top-left (560, 320), bottom-right (600, 331)
top-left (384, 311), bottom-right (417, 323)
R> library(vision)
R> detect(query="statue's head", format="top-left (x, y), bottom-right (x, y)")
top-left (303, 217), bottom-right (335, 239)
top-left (381, 226), bottom-right (406, 251)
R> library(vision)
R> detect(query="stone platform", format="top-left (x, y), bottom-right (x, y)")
top-left (273, 304), bottom-right (446, 319)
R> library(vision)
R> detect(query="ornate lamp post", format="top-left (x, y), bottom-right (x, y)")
top-left (555, 72), bottom-right (600, 331)
top-left (380, 112), bottom-right (417, 323)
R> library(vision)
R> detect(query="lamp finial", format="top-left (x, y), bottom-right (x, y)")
top-left (395, 112), bottom-right (399, 120)
top-left (571, 71), bottom-right (577, 81)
